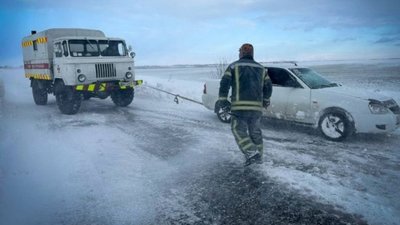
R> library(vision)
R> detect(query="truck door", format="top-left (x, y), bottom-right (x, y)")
top-left (53, 41), bottom-right (69, 80)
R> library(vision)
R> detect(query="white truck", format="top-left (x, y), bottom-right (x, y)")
top-left (202, 63), bottom-right (400, 141)
top-left (21, 28), bottom-right (142, 114)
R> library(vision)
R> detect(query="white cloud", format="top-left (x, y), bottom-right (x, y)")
top-left (255, 0), bottom-right (400, 29)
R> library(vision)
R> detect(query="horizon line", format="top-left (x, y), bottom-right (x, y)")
top-left (1, 57), bottom-right (400, 69)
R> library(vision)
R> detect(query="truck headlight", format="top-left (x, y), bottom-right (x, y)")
top-left (77, 74), bottom-right (86, 82)
top-left (125, 72), bottom-right (133, 79)
top-left (368, 102), bottom-right (389, 114)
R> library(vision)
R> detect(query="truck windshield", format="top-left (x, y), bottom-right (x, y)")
top-left (69, 40), bottom-right (99, 57)
top-left (289, 68), bottom-right (338, 89)
top-left (99, 40), bottom-right (127, 56)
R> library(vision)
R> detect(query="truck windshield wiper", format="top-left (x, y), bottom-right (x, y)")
top-left (85, 38), bottom-right (97, 52)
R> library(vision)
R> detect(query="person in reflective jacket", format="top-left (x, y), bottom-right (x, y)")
top-left (218, 43), bottom-right (272, 166)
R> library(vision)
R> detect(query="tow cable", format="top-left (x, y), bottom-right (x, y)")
top-left (142, 84), bottom-right (203, 106)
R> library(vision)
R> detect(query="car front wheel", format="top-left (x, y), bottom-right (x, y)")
top-left (318, 110), bottom-right (353, 141)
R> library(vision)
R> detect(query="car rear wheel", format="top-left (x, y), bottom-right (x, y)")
top-left (318, 110), bottom-right (353, 141)
top-left (216, 106), bottom-right (231, 123)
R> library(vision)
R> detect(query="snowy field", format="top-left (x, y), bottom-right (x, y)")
top-left (0, 60), bottom-right (400, 225)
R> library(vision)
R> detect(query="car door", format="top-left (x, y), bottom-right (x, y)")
top-left (264, 67), bottom-right (292, 119)
top-left (265, 67), bottom-right (312, 123)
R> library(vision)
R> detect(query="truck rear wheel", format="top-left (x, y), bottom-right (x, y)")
top-left (111, 88), bottom-right (134, 107)
top-left (55, 82), bottom-right (81, 115)
top-left (32, 79), bottom-right (48, 105)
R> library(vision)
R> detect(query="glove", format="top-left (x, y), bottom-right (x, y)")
top-left (218, 99), bottom-right (231, 109)
top-left (263, 99), bottom-right (270, 108)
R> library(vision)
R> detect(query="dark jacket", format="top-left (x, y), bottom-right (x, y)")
top-left (218, 56), bottom-right (272, 112)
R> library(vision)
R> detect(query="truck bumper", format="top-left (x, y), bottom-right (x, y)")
top-left (75, 80), bottom-right (143, 92)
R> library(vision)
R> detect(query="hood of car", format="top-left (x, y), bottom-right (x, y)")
top-left (318, 86), bottom-right (391, 102)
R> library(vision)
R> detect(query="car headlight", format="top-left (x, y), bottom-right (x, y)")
top-left (368, 101), bottom-right (389, 114)
top-left (125, 72), bottom-right (133, 79)
top-left (77, 74), bottom-right (86, 82)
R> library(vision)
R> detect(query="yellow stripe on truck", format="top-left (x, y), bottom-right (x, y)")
top-left (135, 80), bottom-right (143, 86)
top-left (99, 83), bottom-right (106, 91)
top-left (75, 83), bottom-right (106, 92)
top-left (25, 73), bottom-right (52, 80)
top-left (36, 37), bottom-right (48, 44)
top-left (88, 84), bottom-right (96, 91)
top-left (22, 41), bottom-right (33, 47)
top-left (75, 80), bottom-right (144, 92)
top-left (76, 85), bottom-right (84, 91)
top-left (22, 37), bottom-right (47, 48)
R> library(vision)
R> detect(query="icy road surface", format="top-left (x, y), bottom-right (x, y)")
top-left (1, 63), bottom-right (400, 225)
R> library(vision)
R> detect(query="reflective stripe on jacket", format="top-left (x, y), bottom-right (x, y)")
top-left (219, 57), bottom-right (272, 111)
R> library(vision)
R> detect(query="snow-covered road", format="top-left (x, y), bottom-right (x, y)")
top-left (1, 65), bottom-right (400, 225)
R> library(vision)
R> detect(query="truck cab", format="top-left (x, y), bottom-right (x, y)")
top-left (21, 28), bottom-right (142, 114)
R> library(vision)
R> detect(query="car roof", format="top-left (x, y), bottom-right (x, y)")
top-left (262, 61), bottom-right (300, 69)
top-left (264, 64), bottom-right (304, 70)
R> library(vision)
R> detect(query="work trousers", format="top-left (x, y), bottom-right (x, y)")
top-left (231, 111), bottom-right (263, 156)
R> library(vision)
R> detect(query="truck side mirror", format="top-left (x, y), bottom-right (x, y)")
top-left (129, 52), bottom-right (136, 58)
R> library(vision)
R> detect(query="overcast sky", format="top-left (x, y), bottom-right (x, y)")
top-left (1, 0), bottom-right (400, 66)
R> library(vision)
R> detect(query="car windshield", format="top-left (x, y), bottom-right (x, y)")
top-left (289, 68), bottom-right (338, 89)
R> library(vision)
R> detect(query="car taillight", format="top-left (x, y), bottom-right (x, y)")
top-left (203, 83), bottom-right (207, 94)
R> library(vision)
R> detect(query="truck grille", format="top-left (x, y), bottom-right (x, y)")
top-left (95, 63), bottom-right (116, 78)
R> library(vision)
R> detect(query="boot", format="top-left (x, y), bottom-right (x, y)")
top-left (244, 150), bottom-right (260, 166)
top-left (253, 153), bottom-right (263, 164)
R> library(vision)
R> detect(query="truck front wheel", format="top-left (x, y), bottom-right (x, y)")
top-left (54, 81), bottom-right (81, 115)
top-left (111, 88), bottom-right (134, 107)
top-left (31, 79), bottom-right (48, 105)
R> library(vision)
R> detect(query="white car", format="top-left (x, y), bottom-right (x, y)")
top-left (202, 64), bottom-right (400, 141)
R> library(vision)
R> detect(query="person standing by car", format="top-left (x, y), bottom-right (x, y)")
top-left (218, 43), bottom-right (272, 166)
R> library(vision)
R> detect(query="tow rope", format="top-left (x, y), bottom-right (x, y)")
top-left (142, 84), bottom-right (203, 105)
